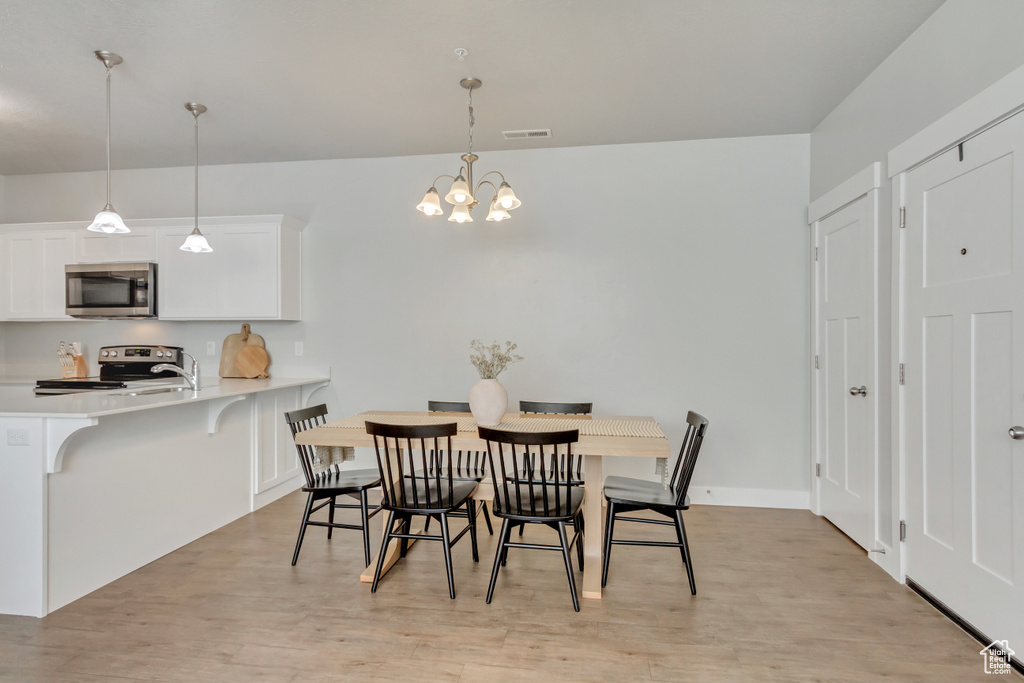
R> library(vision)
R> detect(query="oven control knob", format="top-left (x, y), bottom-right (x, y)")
top-left (156, 351), bottom-right (164, 357)
top-left (101, 351), bottom-right (109, 357)
top-left (110, 351), bottom-right (117, 357)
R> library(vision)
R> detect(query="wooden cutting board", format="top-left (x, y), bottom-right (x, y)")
top-left (235, 345), bottom-right (270, 378)
top-left (219, 324), bottom-right (267, 377)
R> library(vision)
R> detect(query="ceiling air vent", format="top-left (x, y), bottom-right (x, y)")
top-left (502, 129), bottom-right (552, 140)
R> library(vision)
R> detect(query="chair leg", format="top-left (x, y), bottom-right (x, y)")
top-left (466, 499), bottom-right (479, 562)
top-left (359, 489), bottom-right (372, 568)
top-left (439, 513), bottom-right (456, 599)
top-left (487, 518), bottom-right (513, 604)
top-left (424, 515), bottom-right (431, 533)
top-left (371, 510), bottom-right (397, 593)
top-left (557, 521), bottom-right (580, 612)
top-left (327, 495), bottom-right (336, 539)
top-left (480, 501), bottom-right (494, 535)
top-left (601, 500), bottom-right (616, 587)
top-left (675, 509), bottom-right (696, 595)
top-left (291, 492), bottom-right (316, 566)
top-left (400, 514), bottom-right (410, 558)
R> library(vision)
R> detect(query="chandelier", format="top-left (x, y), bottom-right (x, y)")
top-left (416, 78), bottom-right (521, 223)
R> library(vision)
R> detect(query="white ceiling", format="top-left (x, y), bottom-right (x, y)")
top-left (0, 0), bottom-right (944, 176)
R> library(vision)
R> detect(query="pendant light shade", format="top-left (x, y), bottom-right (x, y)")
top-left (444, 175), bottom-right (473, 206)
top-left (87, 51), bottom-right (130, 234)
top-left (485, 198), bottom-right (510, 222)
top-left (180, 103), bottom-right (212, 253)
top-left (181, 227), bottom-right (212, 253)
top-left (449, 204), bottom-right (473, 223)
top-left (416, 187), bottom-right (443, 216)
top-left (495, 182), bottom-right (521, 210)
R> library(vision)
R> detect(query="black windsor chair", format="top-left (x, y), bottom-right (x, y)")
top-left (366, 421), bottom-right (480, 599)
top-left (284, 404), bottom-right (383, 567)
top-left (425, 401), bottom-right (493, 534)
top-left (479, 426), bottom-right (586, 611)
top-left (519, 400), bottom-right (593, 486)
top-left (601, 410), bottom-right (709, 594)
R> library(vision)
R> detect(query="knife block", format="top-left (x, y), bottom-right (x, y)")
top-left (62, 355), bottom-right (89, 379)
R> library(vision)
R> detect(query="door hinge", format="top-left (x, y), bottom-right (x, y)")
top-left (816, 463), bottom-right (820, 477)
top-left (899, 206), bottom-right (906, 229)
top-left (900, 520), bottom-right (907, 542)
top-left (814, 355), bottom-right (819, 370)
top-left (899, 363), bottom-right (905, 385)
top-left (814, 246), bottom-right (819, 262)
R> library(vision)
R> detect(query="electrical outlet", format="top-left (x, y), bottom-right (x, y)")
top-left (294, 341), bottom-right (304, 356)
top-left (207, 341), bottom-right (216, 356)
top-left (6, 429), bottom-right (29, 446)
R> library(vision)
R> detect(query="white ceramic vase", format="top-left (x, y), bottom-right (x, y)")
top-left (469, 378), bottom-right (508, 426)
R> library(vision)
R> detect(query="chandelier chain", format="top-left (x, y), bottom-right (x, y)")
top-left (467, 86), bottom-right (474, 156)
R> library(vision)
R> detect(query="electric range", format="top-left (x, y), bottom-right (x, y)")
top-left (34, 345), bottom-right (185, 395)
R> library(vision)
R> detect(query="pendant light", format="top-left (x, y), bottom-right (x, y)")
top-left (87, 51), bottom-right (130, 234)
top-left (416, 78), bottom-right (522, 223)
top-left (180, 103), bottom-right (213, 253)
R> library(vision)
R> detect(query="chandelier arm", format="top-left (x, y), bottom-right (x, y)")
top-left (432, 174), bottom-right (457, 187)
top-left (474, 179), bottom-right (499, 199)
top-left (474, 171), bottom-right (506, 196)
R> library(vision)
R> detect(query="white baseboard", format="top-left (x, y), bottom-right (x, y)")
top-left (687, 485), bottom-right (810, 510)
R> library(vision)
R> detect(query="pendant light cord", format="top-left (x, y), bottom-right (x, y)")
top-left (194, 113), bottom-right (199, 232)
top-left (105, 66), bottom-right (112, 206)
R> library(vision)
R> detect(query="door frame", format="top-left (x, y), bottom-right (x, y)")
top-left (888, 61), bottom-right (1024, 586)
top-left (809, 163), bottom-right (895, 574)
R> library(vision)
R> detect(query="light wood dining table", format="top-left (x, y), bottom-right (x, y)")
top-left (294, 410), bottom-right (670, 599)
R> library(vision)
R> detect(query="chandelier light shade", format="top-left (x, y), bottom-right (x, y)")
top-left (87, 51), bottom-right (130, 234)
top-left (417, 78), bottom-right (522, 223)
top-left (180, 103), bottom-right (213, 253)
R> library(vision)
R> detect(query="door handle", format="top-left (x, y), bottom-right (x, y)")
top-left (849, 386), bottom-right (867, 396)
top-left (1010, 426), bottom-right (1024, 440)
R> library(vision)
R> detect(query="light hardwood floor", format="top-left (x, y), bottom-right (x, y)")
top-left (0, 492), bottom-right (1012, 682)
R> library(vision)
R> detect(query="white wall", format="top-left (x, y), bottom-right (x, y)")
top-left (810, 0), bottom-right (1024, 199)
top-left (1, 134), bottom-right (811, 500)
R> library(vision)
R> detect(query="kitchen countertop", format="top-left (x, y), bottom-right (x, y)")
top-left (0, 377), bottom-right (330, 419)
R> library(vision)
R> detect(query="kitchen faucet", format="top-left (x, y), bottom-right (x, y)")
top-left (151, 352), bottom-right (201, 391)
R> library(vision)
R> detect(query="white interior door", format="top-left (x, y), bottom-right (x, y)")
top-left (815, 194), bottom-right (876, 550)
top-left (903, 112), bottom-right (1024, 650)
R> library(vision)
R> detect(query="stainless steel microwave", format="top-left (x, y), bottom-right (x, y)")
top-left (65, 262), bottom-right (157, 319)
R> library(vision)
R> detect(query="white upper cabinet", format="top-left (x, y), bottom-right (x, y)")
top-left (75, 229), bottom-right (156, 263)
top-left (1, 230), bottom-right (76, 321)
top-left (0, 215), bottom-right (303, 322)
top-left (155, 215), bottom-right (303, 321)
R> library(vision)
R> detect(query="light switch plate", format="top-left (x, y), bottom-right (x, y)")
top-left (207, 341), bottom-right (216, 356)
top-left (294, 342), bottom-right (304, 356)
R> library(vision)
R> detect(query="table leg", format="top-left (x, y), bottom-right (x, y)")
top-left (581, 454), bottom-right (604, 599)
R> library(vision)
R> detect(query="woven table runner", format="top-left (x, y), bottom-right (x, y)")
top-left (326, 412), bottom-right (664, 438)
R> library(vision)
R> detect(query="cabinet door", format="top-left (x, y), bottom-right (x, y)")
top-left (156, 227), bottom-right (219, 318)
top-left (76, 229), bottom-right (156, 263)
top-left (157, 223), bottom-right (279, 320)
top-left (5, 231), bottom-right (76, 320)
top-left (254, 387), bottom-right (302, 494)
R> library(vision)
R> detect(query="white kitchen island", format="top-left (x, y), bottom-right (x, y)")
top-left (0, 377), bottom-right (328, 617)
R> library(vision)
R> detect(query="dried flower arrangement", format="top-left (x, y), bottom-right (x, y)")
top-left (469, 339), bottom-right (523, 379)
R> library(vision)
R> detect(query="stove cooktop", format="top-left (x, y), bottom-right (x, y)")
top-left (35, 345), bottom-right (185, 395)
